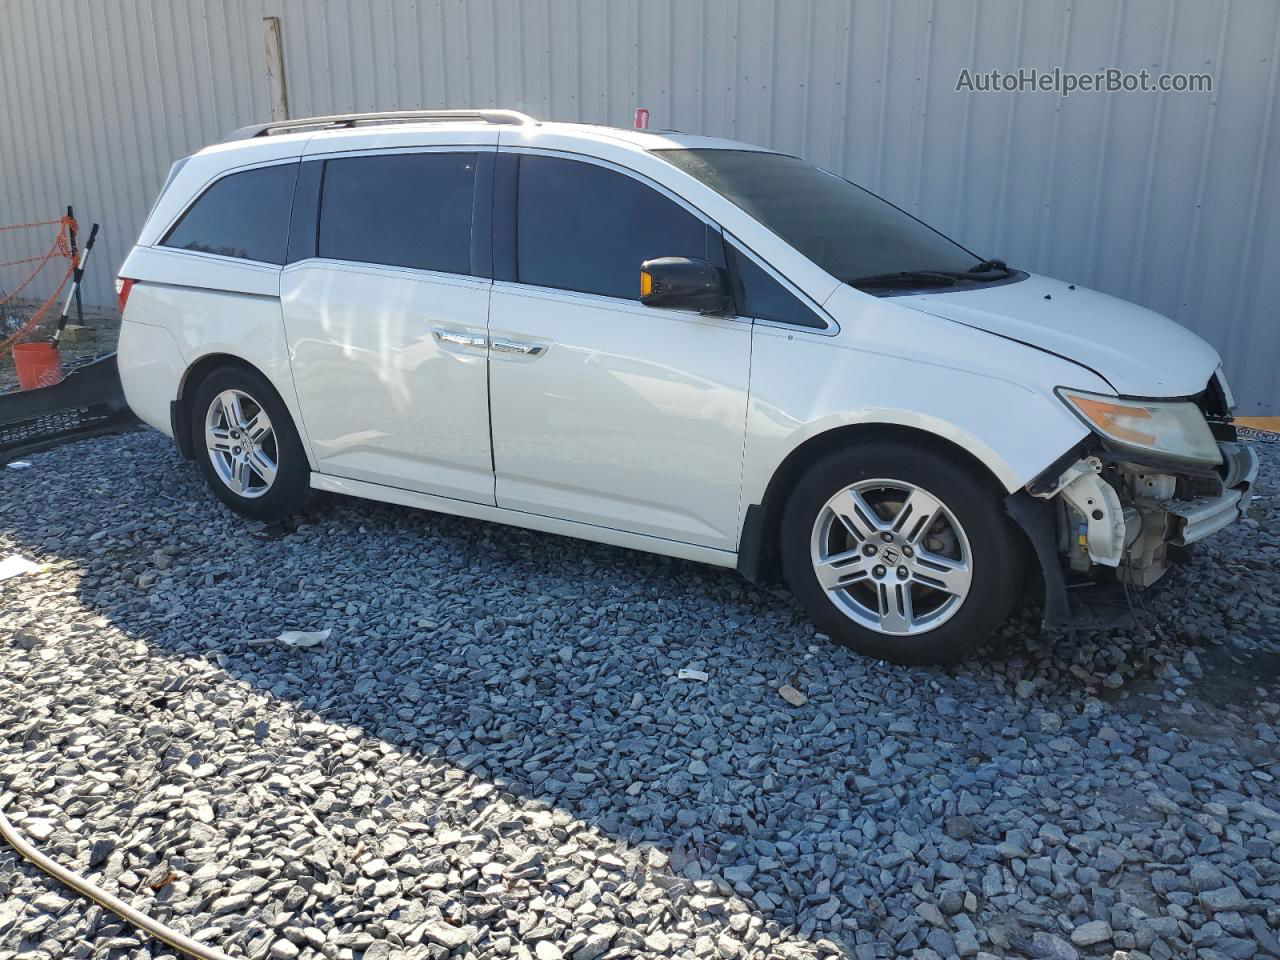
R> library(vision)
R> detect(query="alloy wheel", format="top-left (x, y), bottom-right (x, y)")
top-left (810, 478), bottom-right (973, 636)
top-left (204, 389), bottom-right (278, 499)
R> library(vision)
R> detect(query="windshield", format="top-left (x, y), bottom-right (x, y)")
top-left (656, 148), bottom-right (979, 283)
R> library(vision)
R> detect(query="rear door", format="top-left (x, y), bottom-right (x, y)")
top-left (485, 153), bottom-right (752, 550)
top-left (280, 144), bottom-right (497, 503)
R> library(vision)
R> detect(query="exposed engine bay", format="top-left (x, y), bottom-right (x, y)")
top-left (1031, 374), bottom-right (1258, 594)
top-left (1045, 445), bottom-right (1258, 588)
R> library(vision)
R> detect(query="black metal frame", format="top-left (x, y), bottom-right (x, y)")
top-left (0, 354), bottom-right (138, 462)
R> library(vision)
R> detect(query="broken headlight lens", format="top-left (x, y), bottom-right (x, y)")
top-left (1057, 389), bottom-right (1222, 465)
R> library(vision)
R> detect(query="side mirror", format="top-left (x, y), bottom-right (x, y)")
top-left (640, 257), bottom-right (732, 315)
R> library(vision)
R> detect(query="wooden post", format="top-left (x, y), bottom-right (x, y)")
top-left (263, 17), bottom-right (289, 122)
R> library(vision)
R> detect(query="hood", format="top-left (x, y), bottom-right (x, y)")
top-left (898, 272), bottom-right (1220, 398)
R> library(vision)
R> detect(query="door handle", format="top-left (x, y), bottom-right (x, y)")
top-left (491, 338), bottom-right (548, 357)
top-left (433, 328), bottom-right (487, 349)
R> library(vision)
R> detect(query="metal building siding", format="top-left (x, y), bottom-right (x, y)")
top-left (1, 1), bottom-right (1277, 411)
top-left (0, 0), bottom-right (272, 322)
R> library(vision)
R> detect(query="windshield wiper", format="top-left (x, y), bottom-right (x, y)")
top-left (965, 258), bottom-right (1013, 278)
top-left (848, 270), bottom-right (960, 289)
top-left (849, 260), bottom-right (1015, 291)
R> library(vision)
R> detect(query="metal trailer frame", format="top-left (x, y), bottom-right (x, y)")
top-left (0, 353), bottom-right (137, 462)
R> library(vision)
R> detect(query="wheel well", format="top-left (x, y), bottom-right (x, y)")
top-left (738, 423), bottom-right (1013, 584)
top-left (172, 354), bottom-right (270, 459)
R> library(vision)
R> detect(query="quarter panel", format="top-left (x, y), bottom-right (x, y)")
top-left (117, 319), bottom-right (185, 435)
top-left (121, 273), bottom-right (310, 466)
top-left (120, 245), bottom-right (284, 298)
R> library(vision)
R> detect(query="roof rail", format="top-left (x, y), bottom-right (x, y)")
top-left (221, 109), bottom-right (537, 143)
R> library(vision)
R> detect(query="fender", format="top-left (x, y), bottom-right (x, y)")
top-left (754, 407), bottom-right (1024, 496)
top-left (736, 416), bottom-right (1027, 585)
top-left (740, 295), bottom-right (1111, 521)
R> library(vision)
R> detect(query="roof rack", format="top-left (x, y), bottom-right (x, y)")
top-left (221, 109), bottom-right (537, 143)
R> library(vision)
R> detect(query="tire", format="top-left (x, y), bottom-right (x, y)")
top-left (779, 440), bottom-right (1023, 665)
top-left (189, 365), bottom-right (310, 521)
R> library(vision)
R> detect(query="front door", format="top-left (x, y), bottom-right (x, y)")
top-left (281, 148), bottom-right (496, 504)
top-left (486, 154), bottom-right (751, 550)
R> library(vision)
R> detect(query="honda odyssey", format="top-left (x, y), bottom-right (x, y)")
top-left (116, 109), bottom-right (1257, 664)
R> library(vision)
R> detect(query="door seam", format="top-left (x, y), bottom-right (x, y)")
top-left (484, 281), bottom-right (497, 503)
top-left (733, 322), bottom-right (756, 553)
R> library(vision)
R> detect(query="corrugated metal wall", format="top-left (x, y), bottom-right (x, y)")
top-left (2, 0), bottom-right (1277, 411)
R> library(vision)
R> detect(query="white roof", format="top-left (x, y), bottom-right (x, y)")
top-left (194, 113), bottom-right (780, 165)
top-left (535, 121), bottom-right (780, 154)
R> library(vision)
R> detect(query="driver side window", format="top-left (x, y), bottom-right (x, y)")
top-left (515, 155), bottom-right (709, 300)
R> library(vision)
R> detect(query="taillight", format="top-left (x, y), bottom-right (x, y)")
top-left (116, 277), bottom-right (135, 313)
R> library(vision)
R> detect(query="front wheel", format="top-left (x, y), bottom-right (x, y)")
top-left (780, 441), bottom-right (1024, 665)
top-left (189, 366), bottom-right (310, 520)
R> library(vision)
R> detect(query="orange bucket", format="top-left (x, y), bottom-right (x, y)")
top-left (12, 341), bottom-right (63, 390)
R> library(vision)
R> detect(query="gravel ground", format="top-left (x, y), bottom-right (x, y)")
top-left (1, 430), bottom-right (1278, 960)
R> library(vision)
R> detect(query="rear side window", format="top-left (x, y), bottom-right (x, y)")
top-left (162, 163), bottom-right (297, 264)
top-left (516, 155), bottom-right (707, 300)
top-left (318, 153), bottom-right (476, 274)
top-left (726, 243), bottom-right (825, 329)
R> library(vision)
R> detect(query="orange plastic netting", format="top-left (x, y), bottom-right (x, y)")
top-left (0, 214), bottom-right (78, 355)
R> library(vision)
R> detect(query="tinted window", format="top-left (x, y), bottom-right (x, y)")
top-left (286, 159), bottom-right (324, 264)
top-left (517, 155), bottom-right (707, 299)
top-left (658, 149), bottom-right (977, 282)
top-left (319, 153), bottom-right (476, 274)
top-left (727, 243), bottom-right (825, 328)
top-left (162, 163), bottom-right (297, 264)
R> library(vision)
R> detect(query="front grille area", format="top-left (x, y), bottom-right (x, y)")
top-left (1202, 373), bottom-right (1232, 417)
top-left (1196, 373), bottom-right (1237, 441)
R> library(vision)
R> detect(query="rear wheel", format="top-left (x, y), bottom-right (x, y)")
top-left (780, 441), bottom-right (1023, 664)
top-left (189, 366), bottom-right (309, 520)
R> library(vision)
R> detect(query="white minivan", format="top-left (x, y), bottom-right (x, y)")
top-left (117, 109), bottom-right (1257, 664)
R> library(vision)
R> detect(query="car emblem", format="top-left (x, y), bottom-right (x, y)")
top-left (881, 546), bottom-right (901, 565)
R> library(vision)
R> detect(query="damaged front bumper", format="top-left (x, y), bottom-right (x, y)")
top-left (1166, 443), bottom-right (1257, 545)
top-left (1007, 439), bottom-right (1258, 629)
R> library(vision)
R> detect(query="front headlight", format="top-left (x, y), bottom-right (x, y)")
top-left (1057, 388), bottom-right (1222, 465)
